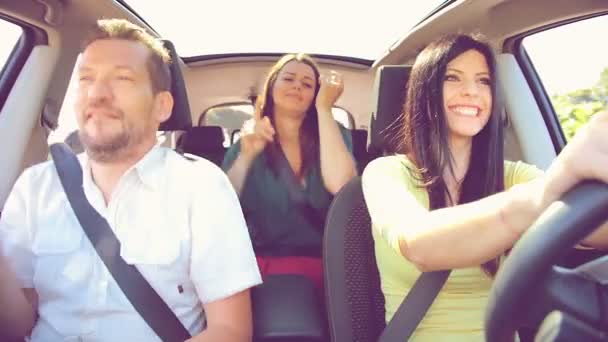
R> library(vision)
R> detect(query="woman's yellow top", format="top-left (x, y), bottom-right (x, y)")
top-left (361, 155), bottom-right (542, 341)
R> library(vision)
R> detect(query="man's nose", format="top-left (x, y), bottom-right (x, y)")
top-left (87, 77), bottom-right (113, 101)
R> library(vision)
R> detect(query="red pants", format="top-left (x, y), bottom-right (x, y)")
top-left (256, 256), bottom-right (324, 291)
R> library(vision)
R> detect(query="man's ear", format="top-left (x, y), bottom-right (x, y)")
top-left (156, 91), bottom-right (174, 123)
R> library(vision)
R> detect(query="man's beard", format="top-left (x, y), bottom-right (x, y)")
top-left (77, 101), bottom-right (155, 163)
top-left (79, 127), bottom-right (135, 163)
top-left (78, 118), bottom-right (144, 163)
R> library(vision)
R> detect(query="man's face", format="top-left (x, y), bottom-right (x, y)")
top-left (74, 39), bottom-right (172, 162)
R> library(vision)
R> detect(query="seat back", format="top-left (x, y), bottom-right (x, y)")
top-left (351, 129), bottom-right (369, 173)
top-left (177, 126), bottom-right (226, 166)
top-left (323, 177), bottom-right (385, 342)
top-left (368, 65), bottom-right (411, 160)
top-left (159, 40), bottom-right (192, 132)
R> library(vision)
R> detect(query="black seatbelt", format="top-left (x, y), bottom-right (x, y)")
top-left (49, 143), bottom-right (191, 342)
top-left (378, 270), bottom-right (451, 342)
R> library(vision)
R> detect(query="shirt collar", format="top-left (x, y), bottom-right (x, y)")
top-left (81, 145), bottom-right (167, 193)
top-left (133, 145), bottom-right (167, 190)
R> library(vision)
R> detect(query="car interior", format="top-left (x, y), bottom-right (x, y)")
top-left (1, 0), bottom-right (608, 341)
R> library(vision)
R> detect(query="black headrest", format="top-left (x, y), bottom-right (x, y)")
top-left (178, 126), bottom-right (225, 152)
top-left (159, 40), bottom-right (192, 131)
top-left (351, 129), bottom-right (368, 155)
top-left (351, 129), bottom-right (368, 142)
top-left (351, 129), bottom-right (371, 179)
top-left (368, 65), bottom-right (411, 155)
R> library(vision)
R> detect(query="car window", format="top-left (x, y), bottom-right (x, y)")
top-left (0, 19), bottom-right (23, 110)
top-left (0, 20), bottom-right (21, 67)
top-left (523, 15), bottom-right (608, 141)
top-left (332, 107), bottom-right (354, 129)
top-left (200, 103), bottom-right (355, 146)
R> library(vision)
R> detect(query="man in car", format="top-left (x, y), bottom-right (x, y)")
top-left (0, 18), bottom-right (261, 342)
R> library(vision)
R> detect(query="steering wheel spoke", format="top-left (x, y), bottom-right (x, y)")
top-left (545, 266), bottom-right (604, 328)
top-left (536, 310), bottom-right (608, 342)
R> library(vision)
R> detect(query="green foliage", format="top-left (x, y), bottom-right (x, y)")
top-left (551, 67), bottom-right (608, 140)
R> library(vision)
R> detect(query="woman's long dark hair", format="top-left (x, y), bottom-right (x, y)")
top-left (256, 53), bottom-right (321, 177)
top-left (400, 34), bottom-right (505, 276)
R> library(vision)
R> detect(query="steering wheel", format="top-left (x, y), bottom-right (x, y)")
top-left (485, 181), bottom-right (608, 342)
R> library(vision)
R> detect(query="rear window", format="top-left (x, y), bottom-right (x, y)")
top-left (200, 103), bottom-right (354, 146)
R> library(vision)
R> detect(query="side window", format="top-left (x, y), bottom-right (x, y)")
top-left (523, 15), bottom-right (608, 141)
top-left (200, 103), bottom-right (355, 146)
top-left (0, 19), bottom-right (24, 109)
top-left (0, 20), bottom-right (21, 67)
top-left (200, 103), bottom-right (255, 147)
top-left (331, 107), bottom-right (354, 129)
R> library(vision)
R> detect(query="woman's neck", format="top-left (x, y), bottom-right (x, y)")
top-left (273, 110), bottom-right (304, 144)
top-left (443, 135), bottom-right (473, 203)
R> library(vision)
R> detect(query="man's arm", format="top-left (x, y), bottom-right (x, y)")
top-left (188, 163), bottom-right (261, 341)
top-left (0, 169), bottom-right (38, 338)
top-left (187, 290), bottom-right (252, 342)
top-left (0, 254), bottom-right (37, 338)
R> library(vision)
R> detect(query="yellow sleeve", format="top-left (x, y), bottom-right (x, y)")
top-left (504, 160), bottom-right (544, 189)
top-left (362, 155), bottom-right (429, 255)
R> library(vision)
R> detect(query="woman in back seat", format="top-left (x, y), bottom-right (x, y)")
top-left (222, 53), bottom-right (357, 290)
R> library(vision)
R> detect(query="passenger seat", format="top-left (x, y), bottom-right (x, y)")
top-left (177, 126), bottom-right (226, 166)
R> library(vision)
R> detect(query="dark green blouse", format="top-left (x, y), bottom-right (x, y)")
top-left (222, 126), bottom-right (353, 256)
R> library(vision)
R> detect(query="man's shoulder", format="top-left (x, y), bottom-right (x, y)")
top-left (165, 149), bottom-right (229, 184)
top-left (21, 157), bottom-right (64, 183)
top-left (10, 155), bottom-right (76, 201)
top-left (163, 149), bottom-right (240, 209)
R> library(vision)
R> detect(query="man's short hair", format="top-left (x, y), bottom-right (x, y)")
top-left (82, 18), bottom-right (172, 94)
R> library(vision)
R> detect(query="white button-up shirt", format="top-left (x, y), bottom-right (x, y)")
top-left (0, 146), bottom-right (262, 341)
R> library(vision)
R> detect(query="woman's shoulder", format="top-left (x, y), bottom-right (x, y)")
top-left (363, 154), bottom-right (419, 184)
top-left (503, 160), bottom-right (544, 188)
top-left (366, 154), bottom-right (415, 172)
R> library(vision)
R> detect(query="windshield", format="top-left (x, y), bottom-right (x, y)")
top-left (122, 0), bottom-right (447, 60)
